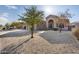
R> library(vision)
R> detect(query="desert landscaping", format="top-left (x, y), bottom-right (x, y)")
top-left (0, 30), bottom-right (79, 54)
top-left (0, 5), bottom-right (79, 54)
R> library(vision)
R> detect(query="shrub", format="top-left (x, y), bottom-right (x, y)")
top-left (53, 28), bottom-right (58, 31)
top-left (74, 28), bottom-right (79, 40)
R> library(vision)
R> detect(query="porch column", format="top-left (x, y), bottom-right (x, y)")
top-left (46, 20), bottom-right (48, 29)
top-left (53, 20), bottom-right (56, 28)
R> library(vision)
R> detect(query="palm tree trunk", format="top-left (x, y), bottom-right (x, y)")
top-left (31, 25), bottom-right (34, 38)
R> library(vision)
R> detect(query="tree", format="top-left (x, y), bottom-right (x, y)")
top-left (10, 22), bottom-right (18, 28)
top-left (19, 6), bottom-right (44, 38)
top-left (58, 9), bottom-right (73, 19)
top-left (58, 9), bottom-right (73, 31)
top-left (5, 23), bottom-right (10, 29)
top-left (0, 24), bottom-right (3, 30)
top-left (10, 22), bottom-right (25, 29)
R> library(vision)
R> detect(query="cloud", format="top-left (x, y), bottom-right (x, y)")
top-left (0, 12), bottom-right (10, 25)
top-left (0, 17), bottom-right (9, 25)
top-left (5, 5), bottom-right (17, 9)
top-left (0, 13), bottom-right (9, 18)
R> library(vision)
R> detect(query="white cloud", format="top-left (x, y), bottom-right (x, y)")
top-left (0, 13), bottom-right (9, 18)
top-left (0, 12), bottom-right (10, 25)
top-left (5, 5), bottom-right (17, 9)
top-left (0, 17), bottom-right (9, 25)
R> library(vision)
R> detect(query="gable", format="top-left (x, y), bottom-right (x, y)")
top-left (46, 15), bottom-right (59, 20)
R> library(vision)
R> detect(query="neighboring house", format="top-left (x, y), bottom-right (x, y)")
top-left (71, 22), bottom-right (79, 28)
top-left (70, 22), bottom-right (79, 32)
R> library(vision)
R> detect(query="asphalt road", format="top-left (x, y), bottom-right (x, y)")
top-left (0, 29), bottom-right (30, 37)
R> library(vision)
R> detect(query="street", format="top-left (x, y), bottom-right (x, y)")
top-left (0, 29), bottom-right (29, 37)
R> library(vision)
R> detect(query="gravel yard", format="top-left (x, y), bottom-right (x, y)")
top-left (12, 33), bottom-right (79, 54)
top-left (0, 30), bottom-right (79, 54)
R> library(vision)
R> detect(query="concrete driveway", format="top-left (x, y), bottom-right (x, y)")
top-left (40, 31), bottom-right (78, 44)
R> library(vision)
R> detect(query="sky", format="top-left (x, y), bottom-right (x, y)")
top-left (0, 5), bottom-right (79, 25)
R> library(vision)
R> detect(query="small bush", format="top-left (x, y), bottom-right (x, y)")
top-left (53, 28), bottom-right (58, 31)
top-left (74, 28), bottom-right (79, 40)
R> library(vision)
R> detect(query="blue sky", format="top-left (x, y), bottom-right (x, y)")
top-left (0, 5), bottom-right (79, 25)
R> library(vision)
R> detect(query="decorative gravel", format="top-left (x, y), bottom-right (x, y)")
top-left (0, 31), bottom-right (79, 54)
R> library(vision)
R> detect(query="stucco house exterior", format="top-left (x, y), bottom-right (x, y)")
top-left (36, 15), bottom-right (70, 30)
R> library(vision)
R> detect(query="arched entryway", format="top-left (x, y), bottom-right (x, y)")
top-left (48, 20), bottom-right (54, 30)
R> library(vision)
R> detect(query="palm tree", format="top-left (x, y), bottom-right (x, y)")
top-left (19, 6), bottom-right (44, 38)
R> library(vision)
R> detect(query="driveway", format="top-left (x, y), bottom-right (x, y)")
top-left (40, 31), bottom-right (78, 44)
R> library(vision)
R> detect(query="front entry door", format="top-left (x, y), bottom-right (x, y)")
top-left (48, 23), bottom-right (53, 29)
top-left (48, 20), bottom-right (54, 30)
